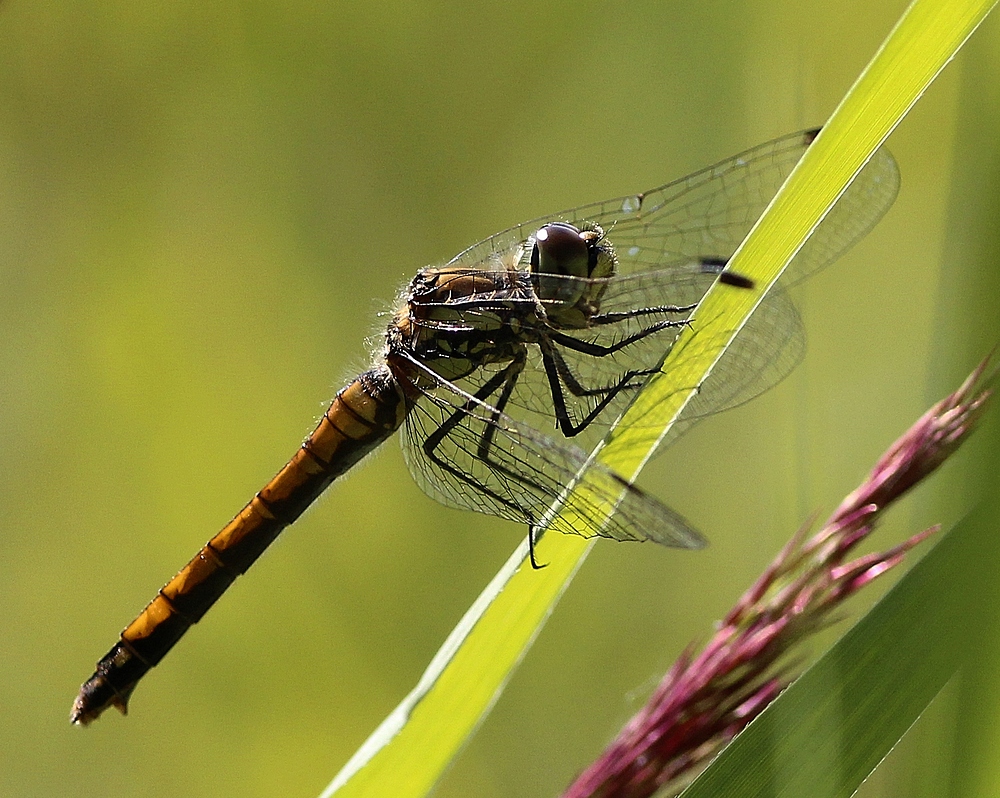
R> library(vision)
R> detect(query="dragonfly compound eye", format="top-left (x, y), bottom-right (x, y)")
top-left (532, 223), bottom-right (588, 276)
top-left (531, 222), bottom-right (590, 304)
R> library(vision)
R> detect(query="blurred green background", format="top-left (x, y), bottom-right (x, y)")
top-left (1, 1), bottom-right (998, 796)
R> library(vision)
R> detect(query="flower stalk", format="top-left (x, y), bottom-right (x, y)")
top-left (562, 360), bottom-right (993, 798)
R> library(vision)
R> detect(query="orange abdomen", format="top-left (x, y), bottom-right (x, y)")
top-left (71, 368), bottom-right (410, 725)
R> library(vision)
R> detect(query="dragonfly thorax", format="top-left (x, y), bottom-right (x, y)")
top-left (388, 265), bottom-right (539, 384)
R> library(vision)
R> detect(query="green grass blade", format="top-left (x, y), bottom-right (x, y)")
top-left (680, 505), bottom-right (997, 798)
top-left (320, 534), bottom-right (593, 798)
top-left (607, 0), bottom-right (998, 481)
top-left (322, 0), bottom-right (996, 795)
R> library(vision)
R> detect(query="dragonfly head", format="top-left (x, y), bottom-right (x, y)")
top-left (531, 222), bottom-right (615, 327)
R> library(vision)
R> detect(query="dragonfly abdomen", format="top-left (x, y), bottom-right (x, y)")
top-left (71, 367), bottom-right (411, 725)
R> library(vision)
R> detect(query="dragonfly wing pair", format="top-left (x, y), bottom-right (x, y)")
top-left (397, 130), bottom-right (900, 544)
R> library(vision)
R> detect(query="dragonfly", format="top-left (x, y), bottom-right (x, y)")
top-left (71, 129), bottom-right (899, 725)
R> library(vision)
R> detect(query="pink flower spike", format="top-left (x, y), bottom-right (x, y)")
top-left (829, 550), bottom-right (893, 584)
top-left (561, 361), bottom-right (991, 798)
top-left (733, 679), bottom-right (783, 719)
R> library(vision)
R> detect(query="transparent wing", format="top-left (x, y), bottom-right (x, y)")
top-left (530, 268), bottom-right (806, 444)
top-left (447, 129), bottom-right (899, 287)
top-left (428, 130), bottom-right (898, 446)
top-left (397, 355), bottom-right (705, 549)
top-left (396, 132), bottom-right (899, 542)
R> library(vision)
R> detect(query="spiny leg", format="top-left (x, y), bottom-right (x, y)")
top-left (538, 317), bottom-right (690, 437)
top-left (527, 523), bottom-right (545, 570)
top-left (539, 342), bottom-right (657, 437)
top-left (589, 301), bottom-right (697, 325)
top-left (405, 353), bottom-right (548, 565)
top-left (549, 344), bottom-right (655, 399)
top-left (407, 354), bottom-right (554, 569)
top-left (476, 348), bottom-right (526, 461)
top-left (547, 317), bottom-right (689, 358)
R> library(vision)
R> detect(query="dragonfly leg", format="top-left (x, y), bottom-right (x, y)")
top-left (538, 335), bottom-right (659, 437)
top-left (405, 351), bottom-right (560, 568)
top-left (589, 302), bottom-right (697, 325)
top-left (476, 349), bottom-right (526, 461)
top-left (527, 523), bottom-right (547, 570)
top-left (547, 318), bottom-right (689, 358)
top-left (414, 355), bottom-right (538, 525)
top-left (550, 346), bottom-right (655, 399)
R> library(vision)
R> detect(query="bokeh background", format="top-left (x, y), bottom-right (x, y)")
top-left (1, 1), bottom-right (998, 796)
